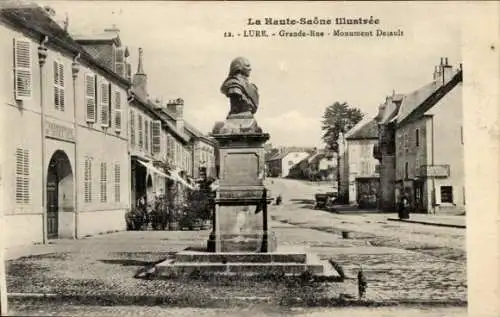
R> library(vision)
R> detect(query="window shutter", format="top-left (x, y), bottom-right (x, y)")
top-left (150, 120), bottom-right (154, 155)
top-left (100, 82), bottom-right (110, 127)
top-left (85, 74), bottom-right (96, 122)
top-left (53, 61), bottom-right (65, 111)
top-left (15, 148), bottom-right (30, 204)
top-left (100, 162), bottom-right (107, 203)
top-left (84, 158), bottom-right (92, 203)
top-left (130, 110), bottom-right (135, 146)
top-left (114, 91), bottom-right (122, 132)
top-left (14, 38), bottom-right (32, 100)
top-left (152, 120), bottom-right (161, 154)
top-left (114, 164), bottom-right (121, 203)
top-left (138, 114), bottom-right (143, 148)
top-left (115, 47), bottom-right (125, 77)
top-left (53, 61), bottom-right (60, 110)
top-left (144, 120), bottom-right (149, 152)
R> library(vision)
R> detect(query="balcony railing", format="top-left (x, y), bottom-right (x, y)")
top-left (419, 164), bottom-right (450, 178)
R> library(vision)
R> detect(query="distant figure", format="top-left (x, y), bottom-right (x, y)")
top-left (398, 195), bottom-right (410, 220)
top-left (357, 266), bottom-right (367, 299)
top-left (275, 194), bottom-right (282, 206)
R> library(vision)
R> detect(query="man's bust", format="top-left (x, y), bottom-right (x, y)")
top-left (220, 57), bottom-right (259, 118)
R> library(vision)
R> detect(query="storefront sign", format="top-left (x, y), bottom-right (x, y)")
top-left (419, 165), bottom-right (450, 177)
top-left (45, 121), bottom-right (75, 143)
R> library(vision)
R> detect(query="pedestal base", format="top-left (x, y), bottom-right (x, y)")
top-left (155, 246), bottom-right (336, 277)
top-left (207, 233), bottom-right (277, 253)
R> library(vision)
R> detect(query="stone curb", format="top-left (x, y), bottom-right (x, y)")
top-left (387, 218), bottom-right (465, 229)
top-left (7, 292), bottom-right (467, 308)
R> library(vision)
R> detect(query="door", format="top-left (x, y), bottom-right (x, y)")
top-left (47, 167), bottom-right (58, 239)
top-left (414, 181), bottom-right (424, 211)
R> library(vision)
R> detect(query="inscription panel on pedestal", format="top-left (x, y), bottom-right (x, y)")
top-left (222, 152), bottom-right (259, 185)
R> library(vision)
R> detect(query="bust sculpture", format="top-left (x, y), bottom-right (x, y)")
top-left (220, 57), bottom-right (259, 117)
top-left (213, 57), bottom-right (263, 135)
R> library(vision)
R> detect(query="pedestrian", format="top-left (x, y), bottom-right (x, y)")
top-left (399, 195), bottom-right (410, 220)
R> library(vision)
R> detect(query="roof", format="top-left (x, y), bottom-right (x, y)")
top-left (0, 4), bottom-right (129, 88)
top-left (267, 148), bottom-right (311, 161)
top-left (375, 94), bottom-right (404, 124)
top-left (391, 81), bottom-right (440, 124)
top-left (73, 32), bottom-right (121, 46)
top-left (397, 69), bottom-right (463, 127)
top-left (345, 118), bottom-right (379, 140)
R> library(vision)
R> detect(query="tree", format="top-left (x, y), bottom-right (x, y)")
top-left (321, 102), bottom-right (364, 152)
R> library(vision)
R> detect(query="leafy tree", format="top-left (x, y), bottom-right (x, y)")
top-left (321, 102), bottom-right (364, 152)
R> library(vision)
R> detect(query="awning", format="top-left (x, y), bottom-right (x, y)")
top-left (138, 160), bottom-right (171, 179)
top-left (138, 160), bottom-right (196, 190)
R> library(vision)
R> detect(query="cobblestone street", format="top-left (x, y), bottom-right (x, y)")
top-left (5, 178), bottom-right (466, 315)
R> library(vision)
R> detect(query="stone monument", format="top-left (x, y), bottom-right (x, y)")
top-left (155, 57), bottom-right (334, 277)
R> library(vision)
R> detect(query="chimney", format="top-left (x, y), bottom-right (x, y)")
top-left (441, 57), bottom-right (454, 85)
top-left (132, 48), bottom-right (148, 100)
top-left (167, 98), bottom-right (184, 132)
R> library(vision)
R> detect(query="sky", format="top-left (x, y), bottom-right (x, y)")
top-left (38, 1), bottom-right (462, 148)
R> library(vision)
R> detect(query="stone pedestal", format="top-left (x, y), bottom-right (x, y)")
top-left (206, 132), bottom-right (276, 253)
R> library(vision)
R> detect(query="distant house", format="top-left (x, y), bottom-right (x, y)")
top-left (266, 148), bottom-right (312, 177)
top-left (339, 118), bottom-right (380, 208)
top-left (288, 149), bottom-right (337, 182)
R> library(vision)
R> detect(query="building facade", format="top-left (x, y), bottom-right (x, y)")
top-left (339, 118), bottom-right (380, 208)
top-left (393, 59), bottom-right (464, 214)
top-left (0, 6), bottom-right (131, 247)
top-left (266, 149), bottom-right (311, 178)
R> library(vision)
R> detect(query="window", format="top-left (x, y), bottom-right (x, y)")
top-left (114, 91), bottom-right (122, 132)
top-left (114, 164), bottom-right (120, 203)
top-left (138, 114), bottom-right (143, 148)
top-left (13, 38), bottom-right (32, 100)
top-left (85, 74), bottom-right (96, 122)
top-left (114, 47), bottom-right (125, 77)
top-left (150, 120), bottom-right (154, 155)
top-left (15, 148), bottom-right (30, 204)
top-left (100, 162), bottom-right (107, 203)
top-left (84, 158), bottom-right (92, 203)
top-left (53, 60), bottom-right (65, 111)
top-left (460, 126), bottom-right (464, 145)
top-left (404, 131), bottom-right (408, 153)
top-left (415, 128), bottom-right (420, 147)
top-left (100, 81), bottom-right (110, 127)
top-left (152, 120), bottom-right (162, 154)
top-left (130, 110), bottom-right (135, 146)
top-left (440, 186), bottom-right (453, 203)
top-left (404, 162), bottom-right (409, 179)
top-left (144, 120), bottom-right (149, 152)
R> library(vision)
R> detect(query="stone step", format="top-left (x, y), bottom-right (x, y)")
top-left (156, 260), bottom-right (325, 276)
top-left (175, 251), bottom-right (307, 264)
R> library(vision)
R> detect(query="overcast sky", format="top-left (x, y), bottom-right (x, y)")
top-left (39, 1), bottom-right (462, 148)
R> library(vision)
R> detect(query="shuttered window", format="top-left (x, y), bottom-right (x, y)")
top-left (100, 162), bottom-right (107, 203)
top-left (144, 120), bottom-right (149, 152)
top-left (130, 110), bottom-right (135, 146)
top-left (15, 148), bottom-right (30, 204)
top-left (115, 47), bottom-right (125, 77)
top-left (14, 38), bottom-right (32, 100)
top-left (100, 81), bottom-right (110, 127)
top-left (114, 91), bottom-right (122, 132)
top-left (85, 74), bottom-right (96, 122)
top-left (152, 120), bottom-right (161, 154)
top-left (53, 60), bottom-right (65, 111)
top-left (114, 164), bottom-right (120, 203)
top-left (84, 158), bottom-right (92, 203)
top-left (138, 114), bottom-right (143, 148)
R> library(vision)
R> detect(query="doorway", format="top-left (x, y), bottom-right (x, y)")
top-left (46, 150), bottom-right (74, 239)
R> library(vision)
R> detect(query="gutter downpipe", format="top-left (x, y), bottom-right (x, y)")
top-left (71, 53), bottom-right (80, 239)
top-left (38, 36), bottom-right (49, 244)
top-left (431, 116), bottom-right (436, 215)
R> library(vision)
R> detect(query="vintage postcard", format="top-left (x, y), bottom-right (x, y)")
top-left (0, 1), bottom-right (498, 316)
